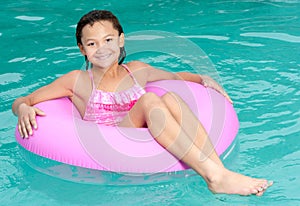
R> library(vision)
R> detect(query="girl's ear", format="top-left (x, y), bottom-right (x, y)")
top-left (78, 43), bottom-right (86, 56)
top-left (119, 33), bottom-right (125, 47)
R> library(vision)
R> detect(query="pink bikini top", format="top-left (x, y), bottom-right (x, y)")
top-left (83, 64), bottom-right (146, 126)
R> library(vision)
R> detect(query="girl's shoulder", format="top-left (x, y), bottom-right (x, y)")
top-left (125, 61), bottom-right (151, 72)
top-left (64, 69), bottom-right (89, 80)
top-left (68, 69), bottom-right (86, 76)
top-left (57, 70), bottom-right (89, 87)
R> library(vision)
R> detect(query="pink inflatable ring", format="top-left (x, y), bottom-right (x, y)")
top-left (15, 80), bottom-right (239, 183)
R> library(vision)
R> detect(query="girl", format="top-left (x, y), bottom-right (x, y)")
top-left (12, 10), bottom-right (272, 196)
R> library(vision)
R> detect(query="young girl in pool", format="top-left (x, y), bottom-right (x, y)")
top-left (12, 10), bottom-right (272, 196)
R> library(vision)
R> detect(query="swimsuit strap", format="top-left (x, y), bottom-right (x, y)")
top-left (87, 64), bottom-right (139, 90)
top-left (121, 64), bottom-right (139, 85)
top-left (87, 69), bottom-right (95, 90)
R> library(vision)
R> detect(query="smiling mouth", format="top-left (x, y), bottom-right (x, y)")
top-left (95, 53), bottom-right (112, 60)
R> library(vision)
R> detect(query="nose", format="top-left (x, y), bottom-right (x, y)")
top-left (96, 44), bottom-right (107, 53)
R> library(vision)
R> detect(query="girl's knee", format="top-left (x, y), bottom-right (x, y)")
top-left (140, 92), bottom-right (165, 110)
top-left (162, 92), bottom-right (180, 104)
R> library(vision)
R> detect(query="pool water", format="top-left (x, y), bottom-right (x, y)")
top-left (1, 0), bottom-right (300, 205)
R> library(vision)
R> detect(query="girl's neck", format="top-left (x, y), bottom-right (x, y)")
top-left (92, 62), bottom-right (121, 78)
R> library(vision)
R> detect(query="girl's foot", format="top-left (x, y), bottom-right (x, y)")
top-left (207, 168), bottom-right (273, 196)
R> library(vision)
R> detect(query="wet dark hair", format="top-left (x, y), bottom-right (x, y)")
top-left (76, 10), bottom-right (126, 68)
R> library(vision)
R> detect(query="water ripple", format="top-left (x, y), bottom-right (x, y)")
top-left (0, 73), bottom-right (23, 85)
top-left (45, 46), bottom-right (78, 52)
top-left (241, 32), bottom-right (300, 43)
top-left (228, 40), bottom-right (265, 47)
top-left (15, 16), bottom-right (44, 21)
top-left (8, 57), bottom-right (47, 63)
top-left (180, 35), bottom-right (229, 41)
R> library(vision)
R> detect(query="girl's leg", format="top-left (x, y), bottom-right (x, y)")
top-left (160, 92), bottom-right (223, 166)
top-left (160, 93), bottom-right (272, 195)
top-left (119, 92), bottom-right (272, 196)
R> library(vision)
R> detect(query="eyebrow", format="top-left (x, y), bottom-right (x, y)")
top-left (103, 34), bottom-right (116, 38)
top-left (84, 34), bottom-right (116, 42)
top-left (87, 34), bottom-right (116, 39)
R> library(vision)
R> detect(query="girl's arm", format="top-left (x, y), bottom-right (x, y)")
top-left (176, 72), bottom-right (232, 103)
top-left (131, 61), bottom-right (233, 103)
top-left (175, 72), bottom-right (203, 84)
top-left (12, 70), bottom-right (80, 138)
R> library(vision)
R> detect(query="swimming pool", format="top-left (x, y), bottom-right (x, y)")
top-left (1, 0), bottom-right (299, 205)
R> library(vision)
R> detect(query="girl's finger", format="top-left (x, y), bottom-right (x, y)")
top-left (32, 107), bottom-right (45, 130)
top-left (226, 95), bottom-right (233, 104)
top-left (34, 107), bottom-right (46, 116)
top-left (29, 111), bottom-right (38, 130)
top-left (20, 121), bottom-right (29, 138)
top-left (25, 120), bottom-right (33, 136)
top-left (213, 84), bottom-right (233, 104)
top-left (221, 91), bottom-right (233, 104)
top-left (30, 117), bottom-right (38, 130)
top-left (18, 123), bottom-right (24, 138)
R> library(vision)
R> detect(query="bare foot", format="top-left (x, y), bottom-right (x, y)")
top-left (207, 168), bottom-right (273, 196)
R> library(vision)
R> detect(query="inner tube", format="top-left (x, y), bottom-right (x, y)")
top-left (15, 80), bottom-right (239, 181)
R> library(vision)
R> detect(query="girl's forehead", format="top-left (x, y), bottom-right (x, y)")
top-left (82, 21), bottom-right (118, 37)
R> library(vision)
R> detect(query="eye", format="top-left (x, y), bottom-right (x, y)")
top-left (106, 38), bottom-right (113, 43)
top-left (87, 42), bottom-right (95, 47)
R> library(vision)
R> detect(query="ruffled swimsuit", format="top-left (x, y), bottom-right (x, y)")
top-left (83, 64), bottom-right (146, 126)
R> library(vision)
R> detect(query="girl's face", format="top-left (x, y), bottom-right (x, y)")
top-left (79, 21), bottom-right (124, 69)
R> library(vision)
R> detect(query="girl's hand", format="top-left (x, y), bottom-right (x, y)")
top-left (201, 75), bottom-right (233, 104)
top-left (17, 103), bottom-right (46, 138)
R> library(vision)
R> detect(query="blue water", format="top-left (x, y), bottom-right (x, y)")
top-left (1, 0), bottom-right (300, 205)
